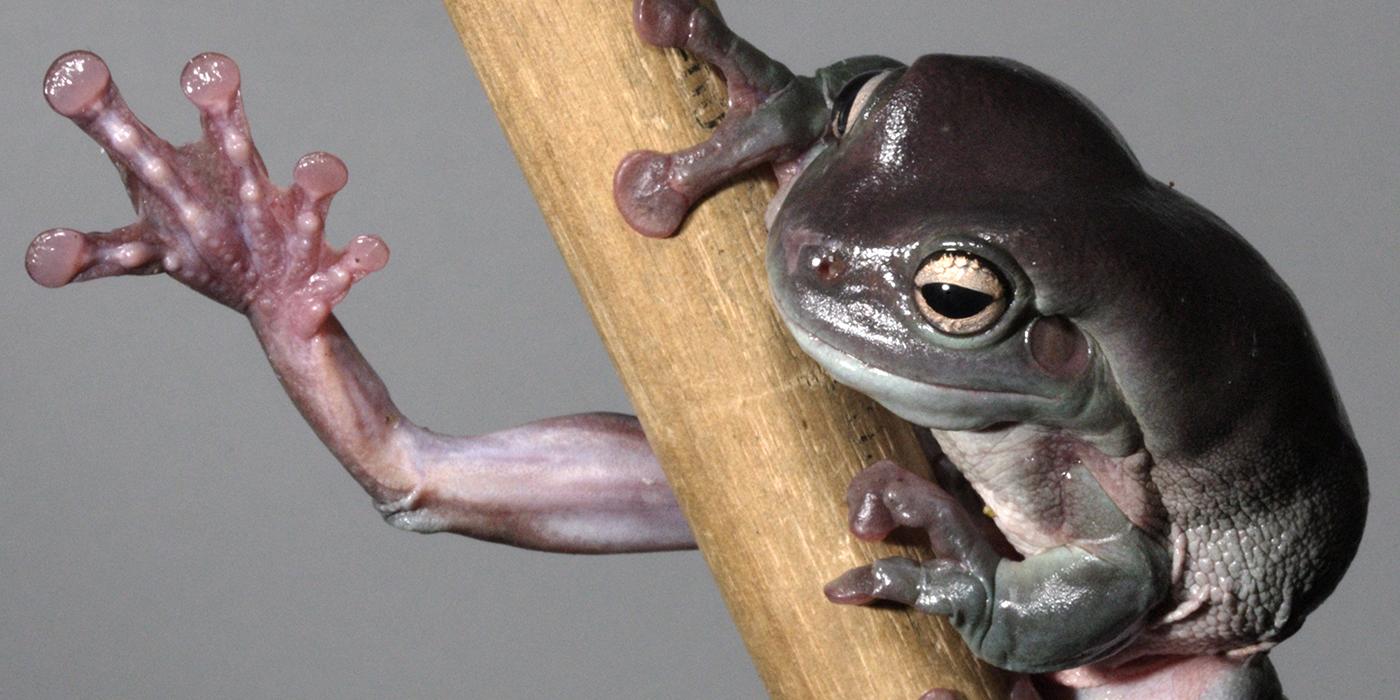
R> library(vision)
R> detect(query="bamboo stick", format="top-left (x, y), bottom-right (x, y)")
top-left (444, 2), bottom-right (1009, 697)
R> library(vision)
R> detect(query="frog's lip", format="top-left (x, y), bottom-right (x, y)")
top-left (782, 319), bottom-right (1034, 400)
top-left (784, 322), bottom-right (1055, 430)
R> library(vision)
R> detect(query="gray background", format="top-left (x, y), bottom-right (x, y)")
top-left (2, 1), bottom-right (1395, 698)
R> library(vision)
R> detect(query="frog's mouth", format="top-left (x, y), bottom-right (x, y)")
top-left (782, 319), bottom-right (1045, 431)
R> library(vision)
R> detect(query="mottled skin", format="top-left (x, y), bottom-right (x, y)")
top-left (28, 2), bottom-right (1364, 699)
top-left (613, 0), bottom-right (1366, 697)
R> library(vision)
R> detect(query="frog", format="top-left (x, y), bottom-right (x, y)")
top-left (610, 0), bottom-right (1368, 697)
top-left (25, 2), bottom-right (1366, 699)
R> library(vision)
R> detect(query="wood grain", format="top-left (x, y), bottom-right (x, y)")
top-left (444, 2), bottom-right (1009, 697)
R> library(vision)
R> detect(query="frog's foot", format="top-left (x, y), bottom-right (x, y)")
top-left (614, 0), bottom-right (828, 237)
top-left (836, 460), bottom-right (1002, 569)
top-left (824, 461), bottom-right (998, 622)
top-left (827, 461), bottom-right (1170, 675)
top-left (30, 51), bottom-right (387, 337)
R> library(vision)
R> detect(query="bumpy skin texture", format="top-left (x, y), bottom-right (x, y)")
top-left (615, 0), bottom-right (1367, 697)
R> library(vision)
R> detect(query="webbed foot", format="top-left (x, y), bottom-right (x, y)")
top-left (614, 0), bottom-right (829, 237)
top-left (31, 51), bottom-right (386, 337)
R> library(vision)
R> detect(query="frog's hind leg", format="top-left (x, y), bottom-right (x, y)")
top-left (615, 0), bottom-right (830, 237)
top-left (383, 412), bottom-right (695, 554)
top-left (1044, 654), bottom-right (1284, 700)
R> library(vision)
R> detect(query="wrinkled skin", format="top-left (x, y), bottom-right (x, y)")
top-left (613, 1), bottom-right (1366, 697)
top-left (28, 2), bottom-right (1365, 699)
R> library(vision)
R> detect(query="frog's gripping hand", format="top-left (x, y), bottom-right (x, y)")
top-left (614, 0), bottom-right (837, 238)
top-left (825, 461), bottom-right (1169, 675)
top-left (29, 52), bottom-right (692, 555)
top-left (30, 51), bottom-right (385, 338)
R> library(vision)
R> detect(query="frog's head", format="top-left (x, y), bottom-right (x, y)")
top-left (768, 54), bottom-right (1294, 445)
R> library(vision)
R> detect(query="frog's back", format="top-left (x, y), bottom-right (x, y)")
top-left (1146, 383), bottom-right (1367, 656)
top-left (1080, 187), bottom-right (1370, 657)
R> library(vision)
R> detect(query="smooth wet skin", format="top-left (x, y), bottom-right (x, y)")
top-left (30, 49), bottom-right (693, 554)
top-left (615, 0), bottom-right (1365, 697)
top-left (30, 2), bottom-right (1365, 699)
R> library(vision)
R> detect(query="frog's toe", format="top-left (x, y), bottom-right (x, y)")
top-left (614, 150), bottom-right (690, 238)
top-left (26, 225), bottom-right (162, 288)
top-left (632, 0), bottom-right (701, 49)
top-left (845, 460), bottom-right (962, 541)
top-left (824, 557), bottom-right (982, 617)
top-left (36, 51), bottom-right (391, 331)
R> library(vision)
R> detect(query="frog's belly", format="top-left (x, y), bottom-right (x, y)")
top-left (933, 426), bottom-right (1167, 558)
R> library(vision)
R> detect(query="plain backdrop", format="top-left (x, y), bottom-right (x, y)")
top-left (2, 2), bottom-right (1395, 698)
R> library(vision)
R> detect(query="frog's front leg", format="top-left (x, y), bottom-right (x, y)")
top-left (615, 0), bottom-right (898, 238)
top-left (31, 51), bottom-right (692, 554)
top-left (825, 461), bottom-right (1170, 674)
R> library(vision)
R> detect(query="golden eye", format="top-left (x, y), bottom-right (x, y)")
top-left (914, 251), bottom-right (1010, 335)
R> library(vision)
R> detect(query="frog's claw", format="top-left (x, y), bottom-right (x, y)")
top-left (31, 51), bottom-right (387, 337)
top-left (614, 0), bottom-right (828, 237)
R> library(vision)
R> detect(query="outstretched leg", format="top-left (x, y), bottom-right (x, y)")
top-left (31, 51), bottom-right (693, 554)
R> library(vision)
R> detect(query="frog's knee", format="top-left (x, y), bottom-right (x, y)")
top-left (377, 486), bottom-right (447, 534)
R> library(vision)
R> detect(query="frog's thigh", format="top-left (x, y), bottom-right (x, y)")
top-left (1063, 654), bottom-right (1283, 700)
top-left (977, 528), bottom-right (1169, 673)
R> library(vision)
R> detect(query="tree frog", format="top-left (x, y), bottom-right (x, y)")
top-left (25, 1), bottom-right (1366, 698)
top-left (612, 0), bottom-right (1368, 697)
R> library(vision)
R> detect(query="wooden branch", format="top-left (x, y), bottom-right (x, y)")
top-left (444, 2), bottom-right (1009, 698)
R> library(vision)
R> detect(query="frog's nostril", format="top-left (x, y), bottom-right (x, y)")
top-left (806, 247), bottom-right (848, 281)
top-left (781, 228), bottom-right (847, 279)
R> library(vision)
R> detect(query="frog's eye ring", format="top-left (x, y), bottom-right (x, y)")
top-left (831, 69), bottom-right (894, 138)
top-left (914, 251), bottom-right (1010, 335)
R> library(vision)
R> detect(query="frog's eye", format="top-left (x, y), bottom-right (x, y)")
top-left (914, 251), bottom-right (1010, 335)
top-left (831, 70), bottom-right (894, 138)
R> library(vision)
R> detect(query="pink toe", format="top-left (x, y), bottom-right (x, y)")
top-left (44, 51), bottom-right (111, 118)
top-left (850, 492), bottom-right (898, 541)
top-left (181, 52), bottom-right (241, 110)
top-left (26, 229), bottom-right (91, 288)
top-left (823, 567), bottom-right (877, 605)
top-left (294, 152), bottom-right (349, 199)
top-left (633, 0), bottom-right (698, 48)
top-left (613, 150), bottom-right (689, 238)
top-left (344, 236), bottom-right (389, 273)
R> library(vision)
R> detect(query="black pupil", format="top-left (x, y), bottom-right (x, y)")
top-left (831, 71), bottom-right (881, 136)
top-left (920, 283), bottom-right (994, 319)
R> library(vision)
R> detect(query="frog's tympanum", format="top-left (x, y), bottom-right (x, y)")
top-left (30, 1), bottom-right (1366, 698)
